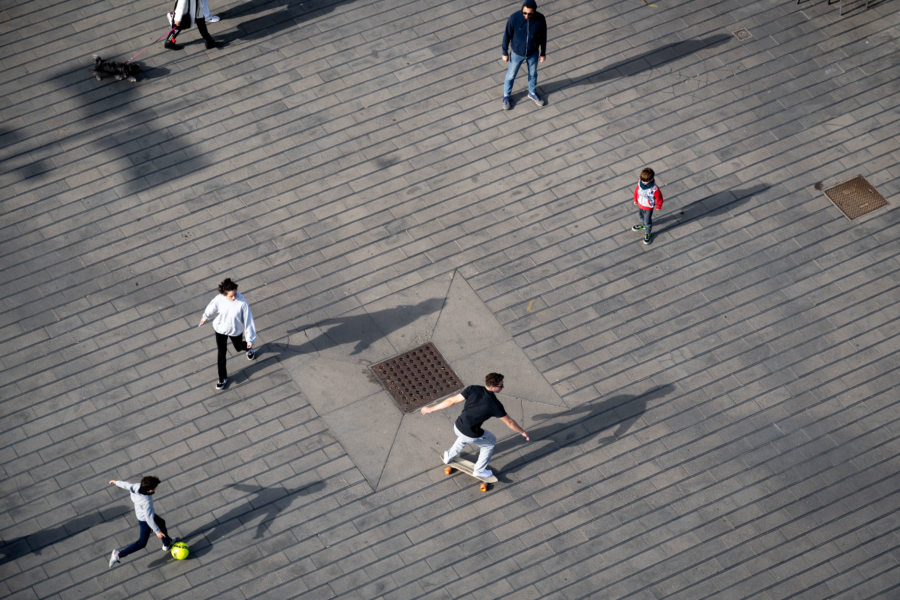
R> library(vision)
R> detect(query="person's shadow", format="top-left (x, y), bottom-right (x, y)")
top-left (541, 34), bottom-right (732, 98)
top-left (38, 62), bottom-right (199, 194)
top-left (216, 0), bottom-right (358, 44)
top-left (492, 384), bottom-right (674, 478)
top-left (153, 480), bottom-right (325, 560)
top-left (278, 297), bottom-right (445, 357)
top-left (653, 184), bottom-right (770, 235)
top-left (0, 507), bottom-right (129, 566)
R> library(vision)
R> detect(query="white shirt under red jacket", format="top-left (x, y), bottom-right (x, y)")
top-left (634, 180), bottom-right (664, 210)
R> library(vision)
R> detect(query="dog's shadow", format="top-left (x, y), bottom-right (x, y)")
top-left (138, 66), bottom-right (171, 81)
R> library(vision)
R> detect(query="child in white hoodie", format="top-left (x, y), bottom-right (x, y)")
top-left (199, 278), bottom-right (257, 390)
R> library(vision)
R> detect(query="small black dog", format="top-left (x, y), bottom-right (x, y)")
top-left (92, 55), bottom-right (141, 82)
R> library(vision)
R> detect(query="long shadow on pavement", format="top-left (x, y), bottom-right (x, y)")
top-left (654, 184), bottom-right (771, 235)
top-left (279, 297), bottom-right (445, 356)
top-left (542, 34), bottom-right (732, 97)
top-left (1, 507), bottom-right (129, 565)
top-left (158, 480), bottom-right (326, 560)
top-left (495, 384), bottom-right (675, 479)
top-left (217, 0), bottom-right (359, 43)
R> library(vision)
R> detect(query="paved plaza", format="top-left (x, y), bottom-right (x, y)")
top-left (1, 0), bottom-right (898, 598)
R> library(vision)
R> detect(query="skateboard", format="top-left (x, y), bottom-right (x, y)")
top-left (440, 452), bottom-right (498, 492)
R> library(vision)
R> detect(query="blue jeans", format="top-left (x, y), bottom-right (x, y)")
top-left (119, 515), bottom-right (171, 558)
top-left (504, 52), bottom-right (539, 97)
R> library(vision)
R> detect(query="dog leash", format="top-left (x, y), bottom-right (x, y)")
top-left (126, 27), bottom-right (176, 64)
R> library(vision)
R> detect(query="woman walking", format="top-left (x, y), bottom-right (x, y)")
top-left (199, 278), bottom-right (257, 390)
top-left (166, 0), bottom-right (222, 50)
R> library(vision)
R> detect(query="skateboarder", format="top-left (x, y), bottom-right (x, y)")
top-left (421, 372), bottom-right (530, 478)
top-left (108, 476), bottom-right (174, 567)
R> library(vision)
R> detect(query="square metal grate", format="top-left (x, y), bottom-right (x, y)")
top-left (823, 175), bottom-right (888, 220)
top-left (370, 343), bottom-right (463, 413)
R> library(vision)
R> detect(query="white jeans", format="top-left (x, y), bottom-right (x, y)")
top-left (447, 425), bottom-right (497, 473)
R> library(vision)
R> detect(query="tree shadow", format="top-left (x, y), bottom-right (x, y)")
top-left (653, 184), bottom-right (770, 234)
top-left (493, 384), bottom-right (674, 478)
top-left (159, 480), bottom-right (326, 559)
top-left (35, 62), bottom-right (203, 194)
top-left (0, 507), bottom-right (129, 566)
top-left (541, 34), bottom-right (732, 97)
top-left (273, 297), bottom-right (445, 357)
top-left (0, 127), bottom-right (51, 182)
top-left (216, 0), bottom-right (359, 43)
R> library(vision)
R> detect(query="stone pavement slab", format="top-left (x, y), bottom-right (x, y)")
top-left (1, 0), bottom-right (898, 599)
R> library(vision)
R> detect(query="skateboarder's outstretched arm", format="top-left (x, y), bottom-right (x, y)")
top-left (420, 393), bottom-right (465, 415)
top-left (500, 415), bottom-right (530, 441)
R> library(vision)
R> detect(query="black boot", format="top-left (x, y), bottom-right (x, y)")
top-left (196, 18), bottom-right (222, 49)
top-left (164, 32), bottom-right (183, 50)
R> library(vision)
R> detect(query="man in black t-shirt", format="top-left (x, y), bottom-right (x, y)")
top-left (421, 372), bottom-right (530, 478)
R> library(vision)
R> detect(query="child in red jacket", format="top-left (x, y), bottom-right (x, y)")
top-left (632, 168), bottom-right (664, 245)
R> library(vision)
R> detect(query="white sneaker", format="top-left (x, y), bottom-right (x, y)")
top-left (473, 469), bottom-right (493, 479)
top-left (441, 451), bottom-right (451, 464)
top-left (208, 15), bottom-right (220, 22)
top-left (109, 549), bottom-right (120, 568)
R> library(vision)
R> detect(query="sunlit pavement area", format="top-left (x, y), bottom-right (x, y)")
top-left (1, 0), bottom-right (898, 598)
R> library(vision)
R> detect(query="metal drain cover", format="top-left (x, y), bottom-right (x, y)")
top-left (823, 175), bottom-right (888, 220)
top-left (370, 343), bottom-right (463, 413)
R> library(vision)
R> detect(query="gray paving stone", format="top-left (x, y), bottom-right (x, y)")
top-left (1, 0), bottom-right (898, 599)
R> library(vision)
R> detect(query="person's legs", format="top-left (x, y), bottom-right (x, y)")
top-left (154, 514), bottom-right (173, 548)
top-left (229, 335), bottom-right (247, 353)
top-left (165, 25), bottom-right (184, 50)
top-left (196, 18), bottom-right (221, 48)
top-left (446, 425), bottom-right (477, 461)
top-left (215, 332), bottom-right (229, 381)
top-left (641, 208), bottom-right (654, 236)
top-left (118, 521), bottom-right (151, 559)
top-left (504, 52), bottom-right (526, 97)
top-left (471, 430), bottom-right (497, 475)
top-left (526, 53), bottom-right (539, 96)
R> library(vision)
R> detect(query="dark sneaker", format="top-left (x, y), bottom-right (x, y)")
top-left (502, 96), bottom-right (511, 110)
top-left (215, 378), bottom-right (228, 390)
top-left (205, 39), bottom-right (223, 49)
top-left (643, 233), bottom-right (652, 245)
top-left (246, 349), bottom-right (256, 361)
top-left (164, 40), bottom-right (183, 50)
top-left (162, 541), bottom-right (171, 552)
top-left (631, 224), bottom-right (644, 231)
top-left (528, 92), bottom-right (545, 106)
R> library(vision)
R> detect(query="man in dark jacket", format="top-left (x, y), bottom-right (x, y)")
top-left (501, 0), bottom-right (547, 109)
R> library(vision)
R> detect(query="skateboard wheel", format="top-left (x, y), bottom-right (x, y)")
top-left (479, 483), bottom-right (488, 492)
top-left (444, 466), bottom-right (453, 475)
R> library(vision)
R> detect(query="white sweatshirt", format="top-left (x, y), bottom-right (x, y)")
top-left (115, 481), bottom-right (161, 533)
top-left (173, 0), bottom-right (202, 21)
top-left (202, 291), bottom-right (257, 344)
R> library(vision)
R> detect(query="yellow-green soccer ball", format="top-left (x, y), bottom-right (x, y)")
top-left (171, 541), bottom-right (189, 560)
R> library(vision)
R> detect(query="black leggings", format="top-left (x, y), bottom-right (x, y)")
top-left (170, 18), bottom-right (213, 43)
top-left (216, 332), bottom-right (247, 380)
